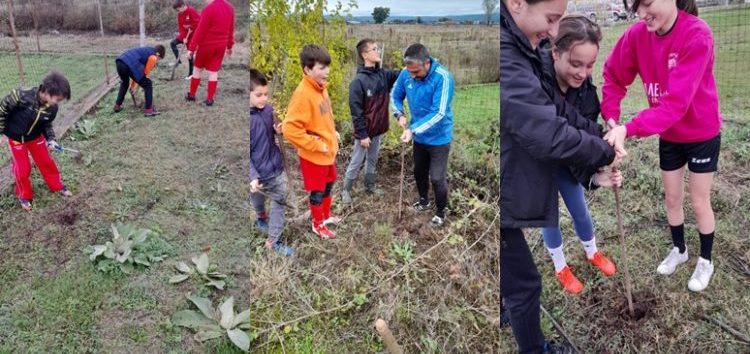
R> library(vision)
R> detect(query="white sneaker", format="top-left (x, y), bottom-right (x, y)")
top-left (323, 216), bottom-right (341, 226)
top-left (184, 75), bottom-right (192, 80)
top-left (656, 247), bottom-right (689, 275)
top-left (688, 257), bottom-right (714, 292)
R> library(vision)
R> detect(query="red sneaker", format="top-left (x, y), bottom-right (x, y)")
top-left (555, 266), bottom-right (584, 294)
top-left (312, 223), bottom-right (336, 240)
top-left (589, 251), bottom-right (617, 277)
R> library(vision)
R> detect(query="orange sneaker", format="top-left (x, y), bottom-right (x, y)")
top-left (589, 251), bottom-right (617, 277)
top-left (555, 266), bottom-right (584, 294)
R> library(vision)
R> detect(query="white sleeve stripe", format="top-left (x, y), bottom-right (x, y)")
top-left (413, 68), bottom-right (450, 134)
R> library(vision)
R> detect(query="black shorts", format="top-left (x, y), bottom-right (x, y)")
top-left (659, 134), bottom-right (720, 173)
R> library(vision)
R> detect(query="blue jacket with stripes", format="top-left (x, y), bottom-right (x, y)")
top-left (390, 58), bottom-right (454, 146)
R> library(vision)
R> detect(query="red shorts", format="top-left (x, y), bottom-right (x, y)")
top-left (193, 45), bottom-right (226, 71)
top-left (299, 157), bottom-right (336, 192)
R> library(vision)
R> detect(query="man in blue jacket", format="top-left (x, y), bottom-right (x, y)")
top-left (391, 43), bottom-right (454, 228)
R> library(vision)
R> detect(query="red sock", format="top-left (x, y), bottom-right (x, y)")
top-left (207, 80), bottom-right (218, 100)
top-left (189, 77), bottom-right (201, 96)
top-left (322, 196), bottom-right (332, 219)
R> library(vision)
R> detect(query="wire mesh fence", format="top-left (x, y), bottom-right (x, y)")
top-left (595, 3), bottom-right (750, 120)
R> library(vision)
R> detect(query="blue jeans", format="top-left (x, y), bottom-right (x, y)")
top-left (541, 167), bottom-right (594, 248)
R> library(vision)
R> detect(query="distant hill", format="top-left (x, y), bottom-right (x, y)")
top-left (345, 13), bottom-right (500, 24)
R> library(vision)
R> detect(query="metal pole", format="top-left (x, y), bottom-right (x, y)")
top-left (8, 0), bottom-right (26, 86)
top-left (139, 0), bottom-right (145, 47)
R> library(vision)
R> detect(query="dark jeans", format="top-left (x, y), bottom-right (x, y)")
top-left (170, 37), bottom-right (194, 76)
top-left (115, 60), bottom-right (153, 110)
top-left (500, 227), bottom-right (545, 354)
top-left (413, 142), bottom-right (449, 217)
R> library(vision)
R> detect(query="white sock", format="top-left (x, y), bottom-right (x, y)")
top-left (581, 237), bottom-right (598, 259)
top-left (548, 245), bottom-right (567, 273)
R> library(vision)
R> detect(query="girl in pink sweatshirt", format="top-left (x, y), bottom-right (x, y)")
top-left (601, 0), bottom-right (721, 292)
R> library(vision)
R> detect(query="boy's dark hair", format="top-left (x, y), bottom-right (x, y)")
top-left (356, 38), bottom-right (376, 63)
top-left (40, 71), bottom-right (71, 100)
top-left (154, 45), bottom-right (166, 58)
top-left (403, 43), bottom-right (430, 65)
top-left (299, 44), bottom-right (331, 70)
top-left (625, 0), bottom-right (697, 16)
top-left (249, 69), bottom-right (268, 92)
top-left (553, 15), bottom-right (602, 53)
top-left (173, 0), bottom-right (185, 9)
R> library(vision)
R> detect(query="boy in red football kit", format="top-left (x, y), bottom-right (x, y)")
top-left (0, 72), bottom-right (73, 211)
top-left (171, 0), bottom-right (200, 79)
top-left (282, 45), bottom-right (341, 240)
top-left (186, 0), bottom-right (234, 106)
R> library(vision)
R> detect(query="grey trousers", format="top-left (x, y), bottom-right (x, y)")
top-left (344, 134), bottom-right (383, 181)
top-left (250, 174), bottom-right (286, 242)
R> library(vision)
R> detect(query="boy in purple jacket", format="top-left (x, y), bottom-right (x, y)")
top-left (248, 69), bottom-right (291, 256)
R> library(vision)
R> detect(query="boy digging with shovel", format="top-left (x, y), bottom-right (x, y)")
top-left (0, 71), bottom-right (74, 211)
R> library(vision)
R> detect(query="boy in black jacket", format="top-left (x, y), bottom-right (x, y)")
top-left (0, 71), bottom-right (73, 211)
top-left (341, 38), bottom-right (400, 204)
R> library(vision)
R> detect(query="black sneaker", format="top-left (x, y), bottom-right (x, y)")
top-left (185, 93), bottom-right (196, 102)
top-left (204, 99), bottom-right (214, 107)
top-left (428, 215), bottom-right (444, 228)
top-left (544, 341), bottom-right (575, 354)
top-left (113, 104), bottom-right (123, 113)
top-left (413, 200), bottom-right (432, 212)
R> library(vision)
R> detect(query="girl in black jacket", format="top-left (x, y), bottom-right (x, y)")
top-left (500, 0), bottom-right (621, 352)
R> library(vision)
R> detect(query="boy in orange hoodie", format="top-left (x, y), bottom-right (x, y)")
top-left (282, 44), bottom-right (341, 240)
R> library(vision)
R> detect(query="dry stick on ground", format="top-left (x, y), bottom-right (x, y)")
top-left (374, 319), bottom-right (403, 354)
top-left (613, 167), bottom-right (635, 317)
top-left (540, 305), bottom-right (581, 353)
top-left (255, 204), bottom-right (483, 339)
top-left (698, 314), bottom-right (750, 344)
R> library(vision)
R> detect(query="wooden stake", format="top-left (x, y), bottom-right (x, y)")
top-left (398, 144), bottom-right (405, 220)
top-left (613, 169), bottom-right (635, 317)
top-left (374, 319), bottom-right (403, 354)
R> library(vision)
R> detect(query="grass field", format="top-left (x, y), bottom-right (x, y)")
top-left (0, 50), bottom-right (499, 352)
top-left (499, 6), bottom-right (750, 353)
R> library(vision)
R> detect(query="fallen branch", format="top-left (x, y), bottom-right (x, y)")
top-left (540, 304), bottom-right (581, 353)
top-left (698, 314), bottom-right (750, 344)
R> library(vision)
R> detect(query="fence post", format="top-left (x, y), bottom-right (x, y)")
top-left (96, 0), bottom-right (110, 84)
top-left (7, 0), bottom-right (26, 86)
top-left (139, 0), bottom-right (146, 46)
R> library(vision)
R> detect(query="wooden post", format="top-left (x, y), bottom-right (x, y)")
top-left (7, 0), bottom-right (26, 86)
top-left (96, 0), bottom-right (110, 84)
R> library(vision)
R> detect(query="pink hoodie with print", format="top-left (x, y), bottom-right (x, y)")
top-left (601, 11), bottom-right (722, 143)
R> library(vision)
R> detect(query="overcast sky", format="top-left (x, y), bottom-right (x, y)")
top-left (350, 0), bottom-right (489, 16)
